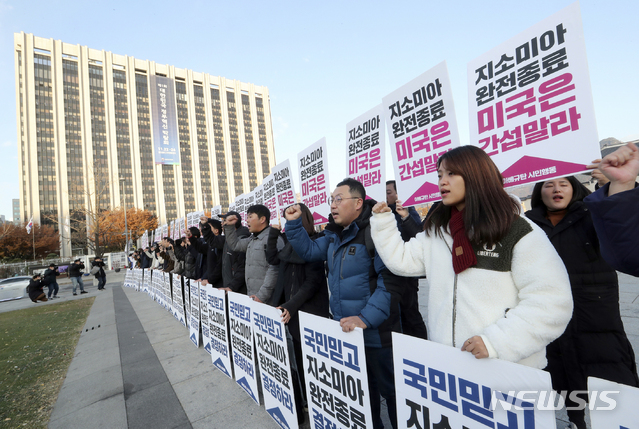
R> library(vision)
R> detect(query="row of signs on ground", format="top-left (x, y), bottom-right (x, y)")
top-left (147, 3), bottom-right (601, 230)
top-left (122, 269), bottom-right (637, 429)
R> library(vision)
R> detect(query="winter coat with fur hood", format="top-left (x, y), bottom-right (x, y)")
top-left (370, 211), bottom-right (573, 369)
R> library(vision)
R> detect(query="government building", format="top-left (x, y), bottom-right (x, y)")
top-left (14, 32), bottom-right (276, 256)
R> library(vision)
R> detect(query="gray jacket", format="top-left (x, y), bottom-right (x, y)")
top-left (224, 224), bottom-right (283, 303)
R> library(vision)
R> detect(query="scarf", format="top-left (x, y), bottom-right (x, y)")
top-left (449, 207), bottom-right (477, 274)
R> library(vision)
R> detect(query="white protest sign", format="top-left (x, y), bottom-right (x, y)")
top-left (252, 301), bottom-right (298, 429)
top-left (142, 270), bottom-right (151, 296)
top-left (298, 138), bottom-right (330, 225)
top-left (135, 268), bottom-right (142, 291)
top-left (272, 160), bottom-right (296, 229)
top-left (392, 332), bottom-right (557, 429)
top-left (235, 194), bottom-right (246, 226)
top-left (589, 376), bottom-right (639, 429)
top-left (262, 173), bottom-right (279, 226)
top-left (200, 283), bottom-right (212, 355)
top-left (211, 205), bottom-right (222, 219)
top-left (346, 105), bottom-right (385, 202)
top-left (161, 223), bottom-right (168, 239)
top-left (245, 190), bottom-right (256, 212)
top-left (254, 184), bottom-right (264, 206)
top-left (182, 277), bottom-right (190, 329)
top-left (383, 61), bottom-right (460, 206)
top-left (141, 231), bottom-right (149, 249)
top-left (123, 269), bottom-right (135, 289)
top-left (228, 291), bottom-right (260, 404)
top-left (188, 281), bottom-right (201, 348)
top-left (208, 287), bottom-right (234, 379)
top-left (154, 227), bottom-right (161, 243)
top-left (299, 311), bottom-right (372, 429)
top-left (468, 2), bottom-right (599, 187)
top-left (172, 274), bottom-right (186, 327)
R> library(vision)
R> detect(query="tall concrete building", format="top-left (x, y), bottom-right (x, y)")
top-left (14, 32), bottom-right (276, 256)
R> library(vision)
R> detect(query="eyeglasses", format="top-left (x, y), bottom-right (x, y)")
top-left (329, 196), bottom-right (361, 206)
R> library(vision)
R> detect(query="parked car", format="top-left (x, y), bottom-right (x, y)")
top-left (0, 276), bottom-right (32, 302)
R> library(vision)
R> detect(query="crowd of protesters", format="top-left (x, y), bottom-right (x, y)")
top-left (125, 142), bottom-right (638, 429)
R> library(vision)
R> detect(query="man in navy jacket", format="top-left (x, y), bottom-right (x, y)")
top-left (285, 178), bottom-right (400, 429)
top-left (585, 142), bottom-right (639, 276)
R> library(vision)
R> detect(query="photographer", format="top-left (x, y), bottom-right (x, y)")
top-left (28, 273), bottom-right (48, 303)
top-left (91, 257), bottom-right (107, 291)
top-left (68, 259), bottom-right (87, 295)
top-left (43, 263), bottom-right (60, 299)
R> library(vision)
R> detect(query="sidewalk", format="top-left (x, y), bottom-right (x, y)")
top-left (44, 271), bottom-right (639, 429)
top-left (47, 274), bottom-right (279, 429)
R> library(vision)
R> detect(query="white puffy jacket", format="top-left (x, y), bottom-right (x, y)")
top-left (370, 211), bottom-right (573, 369)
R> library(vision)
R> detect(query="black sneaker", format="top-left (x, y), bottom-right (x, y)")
top-left (80, 291), bottom-right (88, 294)
top-left (73, 293), bottom-right (78, 296)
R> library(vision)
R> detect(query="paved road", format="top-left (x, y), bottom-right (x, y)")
top-left (2, 270), bottom-right (637, 428)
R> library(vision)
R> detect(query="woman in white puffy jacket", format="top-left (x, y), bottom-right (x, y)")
top-left (370, 145), bottom-right (573, 369)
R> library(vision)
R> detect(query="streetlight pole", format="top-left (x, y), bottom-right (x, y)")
top-left (120, 179), bottom-right (129, 255)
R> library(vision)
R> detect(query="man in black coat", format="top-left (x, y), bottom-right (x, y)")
top-left (92, 257), bottom-right (107, 290)
top-left (386, 180), bottom-right (428, 340)
top-left (201, 211), bottom-right (249, 294)
top-left (28, 274), bottom-right (48, 303)
top-left (68, 259), bottom-right (87, 295)
top-left (196, 218), bottom-right (223, 288)
top-left (43, 263), bottom-right (60, 299)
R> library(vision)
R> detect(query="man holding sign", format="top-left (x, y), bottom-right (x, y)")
top-left (285, 178), bottom-right (401, 429)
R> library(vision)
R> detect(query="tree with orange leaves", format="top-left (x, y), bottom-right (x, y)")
top-left (0, 222), bottom-right (60, 261)
top-left (93, 208), bottom-right (158, 253)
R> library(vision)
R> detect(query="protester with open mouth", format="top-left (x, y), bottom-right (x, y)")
top-left (369, 145), bottom-right (573, 371)
top-left (526, 176), bottom-right (639, 429)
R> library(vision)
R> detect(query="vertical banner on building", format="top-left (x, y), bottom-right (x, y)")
top-left (272, 160), bottom-right (296, 229)
top-left (468, 3), bottom-right (599, 186)
top-left (392, 332), bottom-right (557, 428)
top-left (589, 377), bottom-right (639, 428)
top-left (189, 281), bottom-right (201, 348)
top-left (200, 283), bottom-right (212, 355)
top-left (262, 173), bottom-right (279, 225)
top-left (346, 105), bottom-right (386, 202)
top-left (254, 184), bottom-right (264, 206)
top-left (211, 205), bottom-right (222, 219)
top-left (149, 75), bottom-right (180, 165)
top-left (228, 291), bottom-right (260, 404)
top-left (208, 287), bottom-right (233, 379)
top-left (298, 138), bottom-right (330, 225)
top-left (299, 311), bottom-right (372, 429)
top-left (383, 61), bottom-right (460, 206)
top-left (253, 302), bottom-right (298, 429)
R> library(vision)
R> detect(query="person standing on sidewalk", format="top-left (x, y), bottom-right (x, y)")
top-left (68, 259), bottom-right (87, 295)
top-left (43, 263), bottom-right (60, 299)
top-left (91, 257), bottom-right (107, 291)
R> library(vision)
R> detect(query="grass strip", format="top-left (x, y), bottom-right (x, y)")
top-left (0, 297), bottom-right (95, 428)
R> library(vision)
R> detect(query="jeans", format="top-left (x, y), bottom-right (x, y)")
top-left (97, 276), bottom-right (106, 289)
top-left (366, 346), bottom-right (397, 429)
top-left (71, 276), bottom-right (84, 293)
top-left (47, 281), bottom-right (59, 298)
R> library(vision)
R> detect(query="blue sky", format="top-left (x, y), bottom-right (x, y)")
top-left (0, 0), bottom-right (636, 221)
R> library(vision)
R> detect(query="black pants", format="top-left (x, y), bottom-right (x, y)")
top-left (366, 346), bottom-right (397, 429)
top-left (47, 281), bottom-right (59, 298)
top-left (97, 276), bottom-right (106, 289)
top-left (399, 278), bottom-right (428, 340)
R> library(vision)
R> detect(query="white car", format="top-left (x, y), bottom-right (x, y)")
top-left (0, 276), bottom-right (32, 302)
